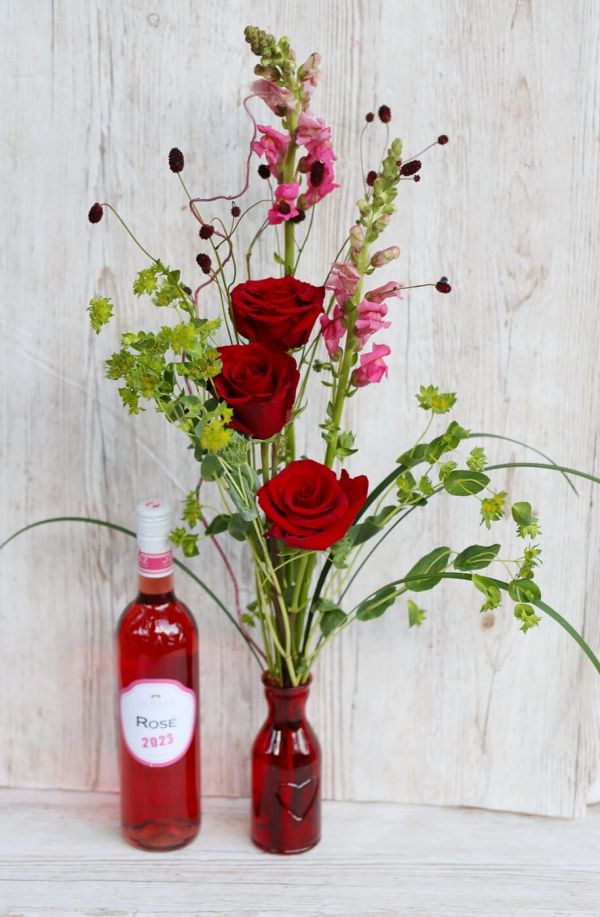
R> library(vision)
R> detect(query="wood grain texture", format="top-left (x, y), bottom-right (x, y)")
top-left (0, 0), bottom-right (599, 816)
top-left (1, 788), bottom-right (600, 916)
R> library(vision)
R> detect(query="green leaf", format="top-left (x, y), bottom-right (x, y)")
top-left (443, 470), bottom-right (490, 496)
top-left (320, 606), bottom-right (347, 637)
top-left (508, 578), bottom-right (541, 603)
top-left (88, 296), bottom-right (114, 334)
top-left (201, 453), bottom-right (223, 481)
top-left (228, 514), bottom-right (251, 541)
top-left (273, 252), bottom-right (285, 266)
top-left (472, 574), bottom-right (502, 611)
top-left (397, 443), bottom-right (429, 468)
top-left (356, 584), bottom-right (398, 621)
top-left (416, 385), bottom-right (457, 414)
top-left (454, 543), bottom-right (501, 572)
top-left (511, 501), bottom-right (541, 538)
top-left (467, 446), bottom-right (487, 472)
top-left (408, 599), bottom-right (426, 627)
top-left (405, 546), bottom-right (451, 592)
top-left (513, 602), bottom-right (541, 633)
top-left (205, 514), bottom-right (230, 536)
top-left (349, 505), bottom-right (397, 546)
top-left (438, 460), bottom-right (457, 482)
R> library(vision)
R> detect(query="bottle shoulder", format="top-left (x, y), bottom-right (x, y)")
top-left (117, 595), bottom-right (197, 645)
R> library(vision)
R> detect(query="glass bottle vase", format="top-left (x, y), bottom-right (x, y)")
top-left (251, 674), bottom-right (321, 854)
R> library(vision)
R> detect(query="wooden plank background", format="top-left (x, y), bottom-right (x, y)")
top-left (1, 0), bottom-right (599, 816)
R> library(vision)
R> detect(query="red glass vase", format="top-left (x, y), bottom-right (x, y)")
top-left (251, 674), bottom-right (321, 854)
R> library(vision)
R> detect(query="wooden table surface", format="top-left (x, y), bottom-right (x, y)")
top-left (0, 788), bottom-right (599, 916)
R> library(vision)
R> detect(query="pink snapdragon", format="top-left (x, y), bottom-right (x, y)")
top-left (365, 281), bottom-right (405, 303)
top-left (298, 53), bottom-right (321, 108)
top-left (251, 79), bottom-right (296, 116)
top-left (325, 262), bottom-right (359, 306)
top-left (251, 124), bottom-right (290, 177)
top-left (296, 113), bottom-right (332, 146)
top-left (267, 181), bottom-right (300, 225)
top-left (351, 343), bottom-right (391, 387)
top-left (319, 305), bottom-right (346, 358)
top-left (370, 246), bottom-right (400, 268)
top-left (296, 114), bottom-right (339, 208)
top-left (355, 300), bottom-right (391, 348)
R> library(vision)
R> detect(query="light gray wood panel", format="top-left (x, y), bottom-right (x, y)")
top-left (0, 0), bottom-right (599, 816)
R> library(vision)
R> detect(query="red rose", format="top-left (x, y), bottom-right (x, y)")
top-left (213, 343), bottom-right (299, 441)
top-left (231, 276), bottom-right (325, 350)
top-left (258, 459), bottom-right (369, 550)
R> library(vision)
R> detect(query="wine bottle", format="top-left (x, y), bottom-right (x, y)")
top-left (117, 500), bottom-right (200, 850)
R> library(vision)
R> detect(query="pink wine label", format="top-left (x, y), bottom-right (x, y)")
top-left (120, 679), bottom-right (197, 767)
top-left (137, 548), bottom-right (173, 578)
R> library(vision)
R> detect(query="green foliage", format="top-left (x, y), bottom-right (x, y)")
top-left (416, 385), bottom-right (457, 414)
top-left (356, 585), bottom-right (397, 621)
top-left (513, 603), bottom-right (541, 633)
top-left (349, 505), bottom-right (397, 546)
top-left (170, 527), bottom-right (199, 557)
top-left (405, 547), bottom-right (451, 592)
top-left (443, 469), bottom-right (490, 497)
top-left (438, 460), bottom-right (458, 482)
top-left (182, 491), bottom-right (202, 528)
top-left (512, 501), bottom-right (541, 538)
top-left (318, 601), bottom-right (347, 637)
top-left (407, 599), bottom-right (426, 627)
top-left (205, 514), bottom-right (230, 536)
top-left (508, 578), bottom-right (541, 603)
top-left (88, 297), bottom-right (114, 334)
top-left (454, 543), bottom-right (501, 572)
top-left (467, 447), bottom-right (487, 472)
top-left (472, 574), bottom-right (502, 612)
top-left (518, 544), bottom-right (542, 579)
top-left (480, 491), bottom-right (507, 528)
top-left (397, 470), bottom-right (427, 507)
top-left (329, 533), bottom-right (354, 569)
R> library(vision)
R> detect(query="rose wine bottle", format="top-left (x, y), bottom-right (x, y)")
top-left (117, 500), bottom-right (200, 850)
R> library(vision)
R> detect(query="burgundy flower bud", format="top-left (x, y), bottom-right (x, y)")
top-left (378, 105), bottom-right (392, 124)
top-left (196, 253), bottom-right (212, 274)
top-left (278, 201), bottom-right (291, 215)
top-left (310, 160), bottom-right (325, 187)
top-left (400, 159), bottom-right (422, 176)
top-left (297, 156), bottom-right (311, 173)
top-left (414, 174), bottom-right (421, 183)
top-left (257, 163), bottom-right (271, 179)
top-left (88, 202), bottom-right (103, 223)
top-left (291, 210), bottom-right (306, 224)
top-left (182, 285), bottom-right (192, 295)
top-left (435, 277), bottom-right (452, 293)
top-left (231, 204), bottom-right (241, 218)
top-left (365, 111), bottom-right (375, 123)
top-left (168, 147), bottom-right (185, 173)
top-left (199, 223), bottom-right (215, 239)
top-left (366, 170), bottom-right (378, 187)
top-left (437, 134), bottom-right (449, 145)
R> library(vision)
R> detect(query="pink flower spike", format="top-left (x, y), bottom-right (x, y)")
top-left (251, 79), bottom-right (296, 115)
top-left (355, 300), bottom-right (392, 348)
top-left (325, 262), bottom-right (360, 306)
top-left (320, 305), bottom-right (346, 358)
top-left (267, 181), bottom-right (300, 225)
top-left (351, 343), bottom-right (392, 387)
top-left (298, 53), bottom-right (321, 108)
top-left (370, 246), bottom-right (400, 268)
top-left (251, 124), bottom-right (290, 178)
top-left (365, 281), bottom-right (405, 303)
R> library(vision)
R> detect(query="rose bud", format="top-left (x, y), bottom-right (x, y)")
top-left (258, 459), bottom-right (368, 550)
top-left (370, 246), bottom-right (400, 268)
top-left (231, 276), bottom-right (325, 350)
top-left (213, 343), bottom-right (299, 441)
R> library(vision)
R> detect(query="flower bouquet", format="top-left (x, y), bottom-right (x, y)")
top-left (5, 26), bottom-right (600, 854)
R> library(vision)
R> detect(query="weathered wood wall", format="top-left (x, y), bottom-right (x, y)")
top-left (1, 0), bottom-right (599, 816)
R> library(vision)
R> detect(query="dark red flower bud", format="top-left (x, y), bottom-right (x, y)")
top-left (88, 202), bottom-right (103, 223)
top-left (400, 159), bottom-right (422, 176)
top-left (231, 204), bottom-right (241, 217)
top-left (365, 111), bottom-right (375, 123)
top-left (278, 201), bottom-right (291, 215)
top-left (414, 174), bottom-right (421, 183)
top-left (310, 160), bottom-right (325, 187)
top-left (366, 170), bottom-right (378, 187)
top-left (258, 163), bottom-right (271, 179)
top-left (437, 134), bottom-right (449, 145)
top-left (291, 210), bottom-right (306, 224)
top-left (196, 253), bottom-right (212, 274)
top-left (378, 105), bottom-right (392, 124)
top-left (168, 147), bottom-right (185, 173)
top-left (435, 278), bottom-right (452, 293)
top-left (182, 285), bottom-right (192, 295)
top-left (297, 156), bottom-right (310, 173)
top-left (199, 223), bottom-right (215, 239)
